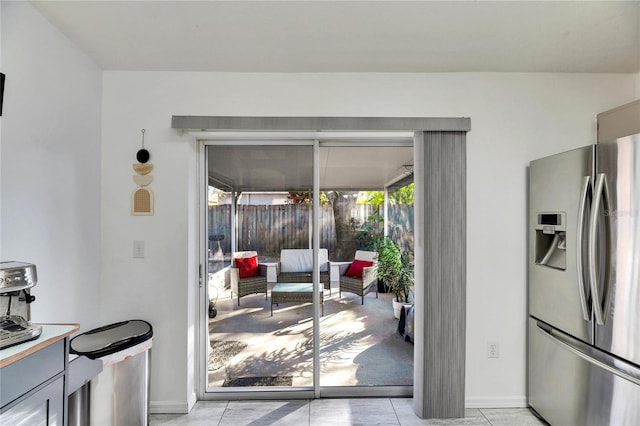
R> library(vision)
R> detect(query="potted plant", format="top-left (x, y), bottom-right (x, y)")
top-left (377, 237), bottom-right (414, 318)
top-left (397, 250), bottom-right (414, 302)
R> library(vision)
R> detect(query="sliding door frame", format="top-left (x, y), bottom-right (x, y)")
top-left (199, 138), bottom-right (414, 399)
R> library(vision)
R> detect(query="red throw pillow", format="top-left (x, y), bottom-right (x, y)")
top-left (345, 259), bottom-right (374, 278)
top-left (235, 256), bottom-right (259, 279)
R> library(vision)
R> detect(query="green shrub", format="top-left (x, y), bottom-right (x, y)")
top-left (377, 237), bottom-right (413, 303)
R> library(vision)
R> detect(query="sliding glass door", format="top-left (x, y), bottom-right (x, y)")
top-left (201, 138), bottom-right (414, 398)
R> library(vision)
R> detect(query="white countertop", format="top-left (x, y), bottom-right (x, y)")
top-left (0, 323), bottom-right (79, 368)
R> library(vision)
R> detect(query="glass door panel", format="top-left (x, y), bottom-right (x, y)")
top-left (318, 144), bottom-right (414, 388)
top-left (205, 143), bottom-right (317, 390)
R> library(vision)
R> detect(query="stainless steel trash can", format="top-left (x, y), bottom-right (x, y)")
top-left (67, 354), bottom-right (103, 426)
top-left (69, 320), bottom-right (153, 426)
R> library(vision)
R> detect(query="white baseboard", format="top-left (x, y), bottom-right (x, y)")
top-left (465, 396), bottom-right (528, 408)
top-left (150, 401), bottom-right (191, 414)
top-left (188, 391), bottom-right (197, 411)
top-left (151, 396), bottom-right (528, 413)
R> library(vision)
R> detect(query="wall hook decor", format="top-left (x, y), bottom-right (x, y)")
top-left (136, 128), bottom-right (150, 163)
top-left (132, 128), bottom-right (154, 215)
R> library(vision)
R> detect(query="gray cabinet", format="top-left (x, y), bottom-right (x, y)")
top-left (1, 337), bottom-right (70, 425)
top-left (0, 376), bottom-right (64, 425)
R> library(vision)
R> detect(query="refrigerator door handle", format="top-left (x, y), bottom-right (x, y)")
top-left (589, 173), bottom-right (611, 326)
top-left (576, 175), bottom-right (591, 321)
top-left (537, 322), bottom-right (640, 386)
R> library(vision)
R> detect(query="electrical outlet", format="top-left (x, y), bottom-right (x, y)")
top-left (487, 341), bottom-right (499, 359)
top-left (133, 240), bottom-right (145, 258)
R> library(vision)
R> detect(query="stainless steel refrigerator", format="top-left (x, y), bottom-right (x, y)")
top-left (528, 133), bottom-right (640, 425)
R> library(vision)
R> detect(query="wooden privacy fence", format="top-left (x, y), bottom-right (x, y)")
top-left (208, 203), bottom-right (414, 259)
top-left (389, 204), bottom-right (414, 254)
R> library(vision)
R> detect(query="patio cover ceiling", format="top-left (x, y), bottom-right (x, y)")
top-left (175, 115), bottom-right (471, 193)
top-left (205, 139), bottom-right (414, 192)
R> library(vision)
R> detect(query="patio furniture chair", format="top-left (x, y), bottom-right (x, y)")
top-left (277, 248), bottom-right (331, 294)
top-left (339, 250), bottom-right (378, 304)
top-left (230, 251), bottom-right (269, 306)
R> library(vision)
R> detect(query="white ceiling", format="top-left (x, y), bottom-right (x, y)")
top-left (33, 0), bottom-right (640, 73)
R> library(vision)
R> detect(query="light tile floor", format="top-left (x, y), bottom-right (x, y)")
top-left (150, 399), bottom-right (547, 426)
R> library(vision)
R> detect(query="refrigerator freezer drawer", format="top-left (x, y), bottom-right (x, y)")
top-left (529, 318), bottom-right (640, 426)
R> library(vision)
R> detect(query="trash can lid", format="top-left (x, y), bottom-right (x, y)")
top-left (70, 319), bottom-right (153, 359)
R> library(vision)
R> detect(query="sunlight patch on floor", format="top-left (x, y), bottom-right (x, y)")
top-left (207, 282), bottom-right (413, 388)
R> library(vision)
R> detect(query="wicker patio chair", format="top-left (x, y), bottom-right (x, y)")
top-left (339, 250), bottom-right (378, 304)
top-left (230, 251), bottom-right (268, 306)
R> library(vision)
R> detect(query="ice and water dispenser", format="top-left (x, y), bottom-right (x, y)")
top-left (534, 212), bottom-right (567, 270)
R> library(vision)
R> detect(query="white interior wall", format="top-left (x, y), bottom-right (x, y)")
top-left (0, 1), bottom-right (3, 260)
top-left (101, 71), bottom-right (636, 410)
top-left (0, 2), bottom-right (102, 331)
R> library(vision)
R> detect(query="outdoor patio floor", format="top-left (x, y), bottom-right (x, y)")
top-left (208, 280), bottom-right (414, 388)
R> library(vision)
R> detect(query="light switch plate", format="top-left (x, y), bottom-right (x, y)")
top-left (133, 240), bottom-right (145, 258)
top-left (487, 341), bottom-right (499, 359)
